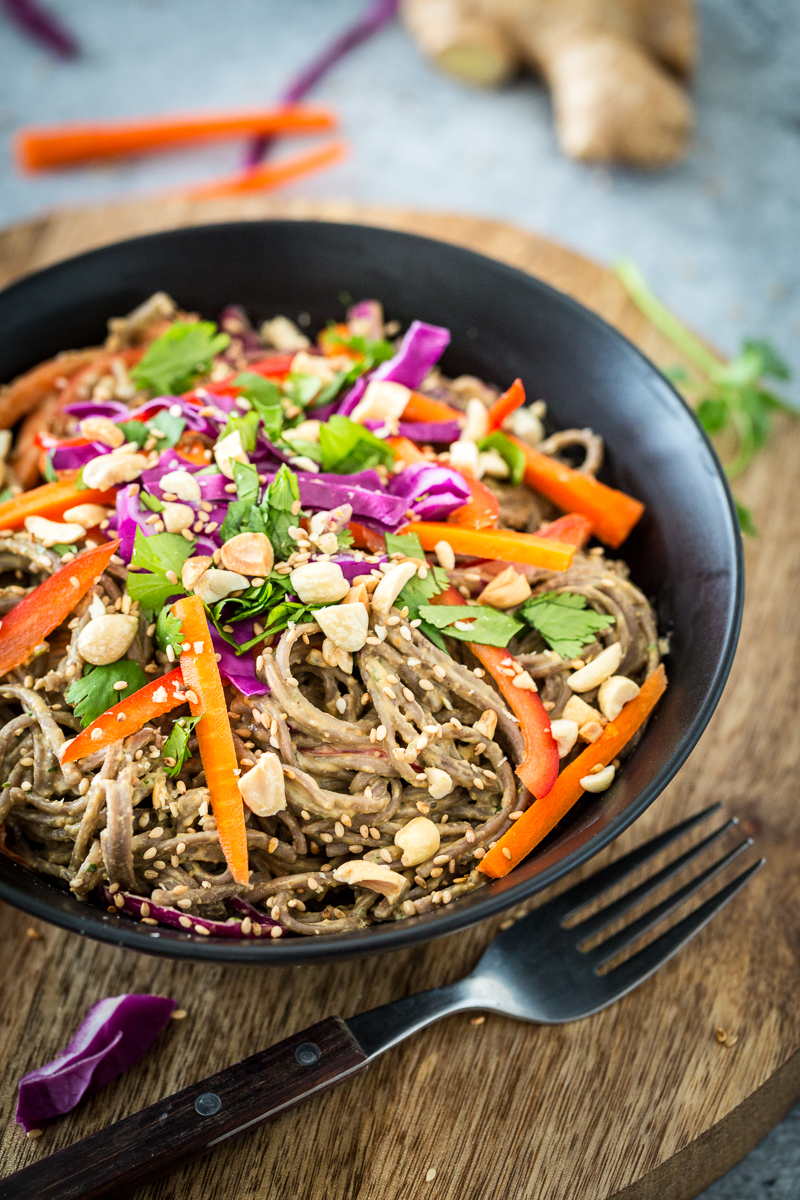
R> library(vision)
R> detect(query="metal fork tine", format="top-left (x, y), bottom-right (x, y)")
top-left (587, 837), bottom-right (753, 967)
top-left (544, 803), bottom-right (724, 920)
top-left (572, 818), bottom-right (739, 941)
top-left (594, 859), bottom-right (765, 1003)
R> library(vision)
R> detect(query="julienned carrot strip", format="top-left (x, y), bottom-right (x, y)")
top-left (538, 513), bottom-right (593, 549)
top-left (406, 522), bottom-right (575, 572)
top-left (432, 588), bottom-right (558, 799)
top-left (447, 469), bottom-right (499, 529)
top-left (401, 392), bottom-right (464, 424)
top-left (0, 540), bottom-right (119, 678)
top-left (487, 378), bottom-right (525, 431)
top-left (510, 435), bottom-right (644, 549)
top-left (0, 473), bottom-right (116, 531)
top-left (480, 665), bottom-right (668, 878)
top-left (172, 596), bottom-right (249, 886)
top-left (61, 668), bottom-right (185, 764)
top-left (385, 436), bottom-right (426, 468)
top-left (16, 106), bottom-right (337, 171)
top-left (182, 140), bottom-right (348, 200)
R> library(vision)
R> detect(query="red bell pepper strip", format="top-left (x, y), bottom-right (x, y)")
top-left (0, 540), bottom-right (119, 678)
top-left (537, 512), bottom-right (593, 549)
top-left (402, 392), bottom-right (464, 424)
top-left (172, 595), bottom-right (249, 886)
top-left (0, 472), bottom-right (116, 532)
top-left (348, 521), bottom-right (387, 554)
top-left (432, 587), bottom-right (559, 799)
top-left (246, 354), bottom-right (296, 379)
top-left (480, 665), bottom-right (668, 878)
top-left (509, 435), bottom-right (644, 549)
top-left (61, 667), bottom-right (186, 764)
top-left (487, 378), bottom-right (526, 431)
top-left (448, 468), bottom-right (500, 529)
top-left (405, 522), bottom-right (575, 572)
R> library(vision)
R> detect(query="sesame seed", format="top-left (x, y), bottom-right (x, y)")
top-left (140, 902), bottom-right (151, 917)
top-left (113, 894), bottom-right (124, 908)
top-left (403, 687), bottom-right (415, 702)
top-left (376, 725), bottom-right (387, 741)
top-left (20, 781), bottom-right (31, 791)
top-left (307, 878), bottom-right (319, 891)
top-left (471, 1015), bottom-right (485, 1026)
top-left (268, 837), bottom-right (279, 854)
top-left (270, 927), bottom-right (282, 938)
top-left (502, 847), bottom-right (512, 860)
top-left (148, 827), bottom-right (163, 839)
top-left (425, 1168), bottom-right (437, 1183)
top-left (433, 854), bottom-right (449, 865)
top-left (383, 686), bottom-right (396, 700)
top-left (380, 848), bottom-right (393, 863)
top-left (419, 679), bottom-right (434, 691)
top-left (185, 690), bottom-right (199, 705)
top-left (194, 925), bottom-right (211, 935)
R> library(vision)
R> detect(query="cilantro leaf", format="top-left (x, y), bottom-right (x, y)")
top-left (520, 592), bottom-right (613, 659)
top-left (319, 415), bottom-right (395, 475)
top-left (736, 501), bottom-right (757, 537)
top-left (418, 604), bottom-right (523, 648)
top-left (382, 532), bottom-right (448, 646)
top-left (155, 606), bottom-right (183, 655)
top-left (235, 372), bottom-right (284, 442)
top-left (220, 410), bottom-right (260, 453)
top-left (119, 420), bottom-right (150, 448)
top-left (385, 532), bottom-right (425, 559)
top-left (209, 573), bottom-right (317, 650)
top-left (337, 528), bottom-right (354, 551)
top-left (66, 661), bottom-right (149, 727)
top-left (125, 529), bottom-right (192, 615)
top-left (131, 321), bottom-right (230, 396)
top-left (51, 543), bottom-right (77, 556)
top-left (280, 436), bottom-right (323, 463)
top-left (220, 461), bottom-right (265, 542)
top-left (284, 372), bottom-right (324, 408)
top-left (477, 431), bottom-right (526, 485)
top-left (148, 409), bottom-right (186, 449)
top-left (262, 465), bottom-right (301, 561)
top-left (162, 715), bottom-right (201, 777)
top-left (43, 452), bottom-right (57, 483)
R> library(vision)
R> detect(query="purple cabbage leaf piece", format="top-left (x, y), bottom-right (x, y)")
top-left (210, 626), bottom-right (267, 696)
top-left (337, 320), bottom-right (450, 417)
top-left (388, 462), bottom-right (470, 522)
top-left (50, 441), bottom-right (110, 471)
top-left (115, 485), bottom-right (153, 562)
top-left (396, 420), bottom-right (461, 444)
top-left (100, 887), bottom-right (281, 938)
top-left (16, 994), bottom-right (175, 1133)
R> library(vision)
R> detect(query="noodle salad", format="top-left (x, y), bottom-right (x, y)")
top-left (0, 294), bottom-right (665, 938)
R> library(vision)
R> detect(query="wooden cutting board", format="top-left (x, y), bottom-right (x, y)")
top-left (0, 196), bottom-right (798, 1200)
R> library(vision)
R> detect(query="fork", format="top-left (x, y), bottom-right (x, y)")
top-left (1, 803), bottom-right (762, 1200)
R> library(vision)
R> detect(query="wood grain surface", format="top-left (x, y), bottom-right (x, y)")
top-left (0, 196), bottom-right (798, 1200)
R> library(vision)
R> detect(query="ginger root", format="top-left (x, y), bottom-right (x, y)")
top-left (401, 0), bottom-right (695, 166)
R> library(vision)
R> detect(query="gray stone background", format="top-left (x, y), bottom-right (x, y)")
top-left (0, 1), bottom-right (798, 1194)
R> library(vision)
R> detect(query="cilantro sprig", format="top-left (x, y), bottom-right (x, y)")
top-left (131, 321), bottom-right (230, 395)
top-left (418, 605), bottom-right (523, 648)
top-left (476, 431), bottom-right (525, 485)
top-left (125, 529), bottom-right (192, 615)
top-left (162, 715), bottom-right (201, 777)
top-left (384, 533), bottom-right (449, 648)
top-left (520, 592), bottom-right (613, 659)
top-left (65, 661), bottom-right (149, 727)
top-left (319, 415), bottom-right (395, 475)
top-left (616, 259), bottom-right (797, 534)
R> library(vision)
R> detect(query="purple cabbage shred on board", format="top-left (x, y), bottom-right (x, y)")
top-left (3, 0), bottom-right (79, 60)
top-left (337, 320), bottom-right (451, 417)
top-left (15, 994), bottom-right (175, 1133)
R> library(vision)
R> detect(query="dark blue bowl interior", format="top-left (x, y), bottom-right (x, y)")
top-left (0, 221), bottom-right (742, 963)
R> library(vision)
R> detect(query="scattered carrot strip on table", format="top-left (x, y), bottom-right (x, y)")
top-left (172, 595), bottom-right (249, 886)
top-left (182, 140), bottom-right (348, 201)
top-left (0, 472), bottom-right (116, 531)
top-left (15, 106), bottom-right (338, 171)
top-left (432, 588), bottom-right (558, 798)
top-left (509, 435), bottom-right (644, 549)
top-left (537, 512), bottom-right (593, 549)
top-left (480, 664), bottom-right (668, 878)
top-left (385, 436), bottom-right (426, 468)
top-left (406, 522), bottom-right (575, 571)
top-left (447, 468), bottom-right (500, 529)
top-left (0, 540), bottom-right (120, 678)
top-left (61, 668), bottom-right (186, 764)
top-left (487, 378), bottom-right (526, 431)
top-left (401, 392), bottom-right (464, 424)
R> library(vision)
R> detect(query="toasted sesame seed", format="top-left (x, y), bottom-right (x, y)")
top-left (471, 1015), bottom-right (486, 1026)
top-left (419, 679), bottom-right (434, 691)
top-left (376, 725), bottom-right (387, 741)
top-left (270, 926), bottom-right (282, 938)
top-left (114, 894), bottom-right (124, 908)
top-left (148, 827), bottom-right (163, 839)
top-left (502, 847), bottom-right (512, 860)
top-left (383, 686), bottom-right (396, 700)
top-left (267, 836), bottom-right (279, 854)
top-left (307, 877), bottom-right (319, 891)
top-left (26, 1129), bottom-right (43, 1140)
top-left (194, 924), bottom-right (210, 936)
top-left (425, 1168), bottom-right (436, 1183)
top-left (380, 848), bottom-right (393, 863)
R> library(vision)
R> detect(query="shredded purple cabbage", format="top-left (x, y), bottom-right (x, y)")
top-left (62, 401), bottom-right (129, 422)
top-left (15, 994), bottom-right (174, 1132)
top-left (245, 0), bottom-right (399, 166)
top-left (388, 462), bottom-right (470, 521)
top-left (338, 320), bottom-right (451, 416)
top-left (210, 627), bottom-right (267, 696)
top-left (331, 554), bottom-right (386, 581)
top-left (115, 485), bottom-right (152, 561)
top-left (100, 887), bottom-right (281, 938)
top-left (287, 473), bottom-right (409, 529)
top-left (2, 0), bottom-right (79, 60)
top-left (397, 420), bottom-right (461, 444)
top-left (51, 441), bottom-right (109, 471)
top-left (347, 298), bottom-right (384, 341)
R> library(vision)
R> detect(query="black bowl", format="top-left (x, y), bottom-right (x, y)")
top-left (0, 221), bottom-right (742, 963)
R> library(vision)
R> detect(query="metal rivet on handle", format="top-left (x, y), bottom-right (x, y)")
top-left (195, 1092), bottom-right (222, 1116)
top-left (295, 1042), bottom-right (321, 1066)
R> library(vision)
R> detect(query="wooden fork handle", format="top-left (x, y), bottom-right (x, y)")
top-left (0, 1016), bottom-right (366, 1200)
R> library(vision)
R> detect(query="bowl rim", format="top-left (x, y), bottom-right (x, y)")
top-left (0, 219), bottom-right (744, 963)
